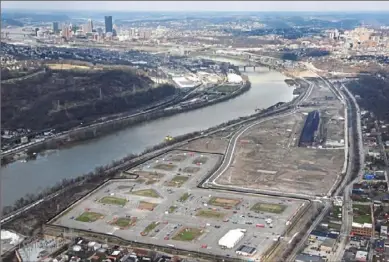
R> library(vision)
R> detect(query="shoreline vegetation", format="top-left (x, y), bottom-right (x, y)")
top-left (1, 77), bottom-right (303, 230)
top-left (1, 79), bottom-right (252, 166)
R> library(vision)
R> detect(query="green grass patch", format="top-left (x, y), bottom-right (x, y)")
top-left (179, 193), bottom-right (191, 202)
top-left (208, 197), bottom-right (240, 208)
top-left (353, 204), bottom-right (372, 224)
top-left (131, 189), bottom-right (160, 198)
top-left (143, 222), bottom-right (159, 235)
top-left (154, 163), bottom-right (177, 171)
top-left (215, 85), bottom-right (240, 93)
top-left (169, 206), bottom-right (178, 213)
top-left (167, 175), bottom-right (189, 187)
top-left (113, 217), bottom-right (136, 228)
top-left (192, 156), bottom-right (209, 164)
top-left (196, 209), bottom-right (226, 219)
top-left (328, 222), bottom-right (342, 230)
top-left (172, 227), bottom-right (203, 241)
top-left (99, 196), bottom-right (128, 206)
top-left (76, 212), bottom-right (103, 222)
top-left (250, 202), bottom-right (286, 214)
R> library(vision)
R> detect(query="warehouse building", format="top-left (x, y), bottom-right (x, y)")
top-left (218, 229), bottom-right (246, 249)
top-left (299, 110), bottom-right (320, 147)
top-left (236, 245), bottom-right (257, 256)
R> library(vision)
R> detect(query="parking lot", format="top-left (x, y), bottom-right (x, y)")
top-left (50, 150), bottom-right (306, 259)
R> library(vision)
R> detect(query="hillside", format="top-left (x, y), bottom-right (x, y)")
top-left (1, 68), bottom-right (177, 132)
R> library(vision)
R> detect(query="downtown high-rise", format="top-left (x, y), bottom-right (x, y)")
top-left (104, 16), bottom-right (113, 33)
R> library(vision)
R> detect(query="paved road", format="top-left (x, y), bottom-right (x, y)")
top-left (327, 82), bottom-right (364, 262)
top-left (203, 79), bottom-right (313, 200)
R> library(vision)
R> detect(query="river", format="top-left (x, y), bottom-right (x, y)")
top-left (1, 59), bottom-right (294, 207)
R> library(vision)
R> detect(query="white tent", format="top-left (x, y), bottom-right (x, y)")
top-left (218, 229), bottom-right (246, 249)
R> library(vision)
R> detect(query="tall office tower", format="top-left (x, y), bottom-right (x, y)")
top-left (84, 19), bottom-right (93, 34)
top-left (61, 24), bottom-right (70, 39)
top-left (105, 16), bottom-right (113, 33)
top-left (88, 19), bottom-right (93, 33)
top-left (53, 22), bottom-right (59, 34)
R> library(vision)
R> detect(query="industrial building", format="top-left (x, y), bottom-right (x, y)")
top-left (236, 245), bottom-right (257, 256)
top-left (218, 229), bottom-right (246, 249)
top-left (299, 110), bottom-right (320, 147)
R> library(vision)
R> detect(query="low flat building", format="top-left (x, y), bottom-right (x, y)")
top-left (295, 254), bottom-right (325, 262)
top-left (236, 245), bottom-right (256, 256)
top-left (352, 222), bottom-right (373, 237)
top-left (355, 250), bottom-right (368, 262)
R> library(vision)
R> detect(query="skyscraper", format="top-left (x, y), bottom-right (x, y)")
top-left (53, 22), bottom-right (59, 34)
top-left (84, 19), bottom-right (93, 34)
top-left (105, 16), bottom-right (113, 33)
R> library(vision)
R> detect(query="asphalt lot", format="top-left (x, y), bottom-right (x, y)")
top-left (51, 150), bottom-right (306, 259)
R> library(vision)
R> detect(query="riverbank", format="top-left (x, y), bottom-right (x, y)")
top-left (1, 80), bottom-right (251, 166)
top-left (2, 77), bottom-right (305, 235)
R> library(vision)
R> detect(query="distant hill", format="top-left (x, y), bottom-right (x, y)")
top-left (1, 68), bottom-right (177, 132)
top-left (1, 18), bottom-right (23, 27)
top-left (1, 11), bottom-right (70, 22)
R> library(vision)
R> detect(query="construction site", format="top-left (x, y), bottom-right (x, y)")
top-left (215, 78), bottom-right (346, 197)
top-left (48, 150), bottom-right (307, 260)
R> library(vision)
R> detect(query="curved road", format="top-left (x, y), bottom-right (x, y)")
top-left (204, 79), bottom-right (314, 200)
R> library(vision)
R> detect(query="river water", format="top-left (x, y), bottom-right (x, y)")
top-left (1, 58), bottom-right (294, 207)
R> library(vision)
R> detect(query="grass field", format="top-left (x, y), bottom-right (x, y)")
top-left (167, 175), bottom-right (189, 187)
top-left (192, 156), bottom-right (208, 164)
top-left (196, 209), bottom-right (226, 219)
top-left (142, 222), bottom-right (159, 235)
top-left (99, 196), bottom-right (128, 206)
top-left (179, 193), bottom-right (191, 202)
top-left (183, 167), bottom-right (200, 173)
top-left (353, 204), bottom-right (372, 224)
top-left (172, 227), bottom-right (203, 241)
top-left (138, 201), bottom-right (158, 211)
top-left (76, 212), bottom-right (104, 222)
top-left (208, 197), bottom-right (240, 209)
top-left (154, 163), bottom-right (177, 171)
top-left (131, 189), bottom-right (160, 198)
top-left (251, 202), bottom-right (286, 214)
top-left (169, 206), bottom-right (178, 213)
top-left (112, 217), bottom-right (136, 228)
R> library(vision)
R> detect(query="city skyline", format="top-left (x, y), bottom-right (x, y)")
top-left (2, 1), bottom-right (389, 12)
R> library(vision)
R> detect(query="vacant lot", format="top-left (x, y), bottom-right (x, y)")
top-left (183, 167), bottom-right (200, 173)
top-left (46, 63), bottom-right (94, 70)
top-left (166, 176), bottom-right (189, 187)
top-left (76, 212), bottom-right (104, 222)
top-left (208, 197), bottom-right (241, 209)
top-left (353, 204), bottom-right (372, 224)
top-left (251, 202), bottom-right (287, 214)
top-left (196, 209), bottom-right (226, 219)
top-left (131, 189), bottom-right (160, 198)
top-left (154, 163), bottom-right (177, 171)
top-left (99, 196), bottom-right (127, 206)
top-left (172, 227), bottom-right (204, 242)
top-left (216, 112), bottom-right (344, 196)
top-left (138, 201), bottom-right (158, 211)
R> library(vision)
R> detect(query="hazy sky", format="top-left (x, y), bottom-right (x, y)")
top-left (2, 1), bottom-right (389, 12)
